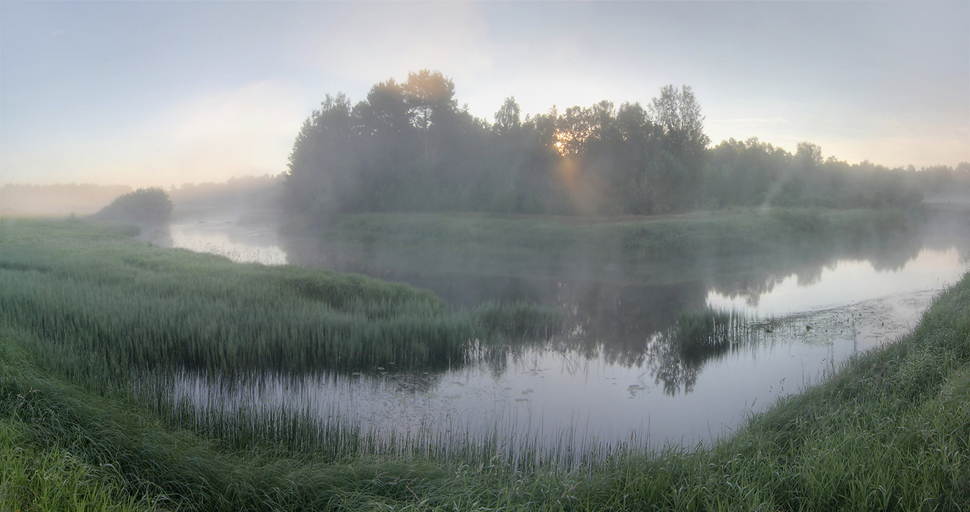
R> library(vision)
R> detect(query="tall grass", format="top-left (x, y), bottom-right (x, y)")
top-left (0, 419), bottom-right (155, 512)
top-left (2, 215), bottom-right (969, 510)
top-left (0, 219), bottom-right (559, 387)
top-left (674, 307), bottom-right (749, 361)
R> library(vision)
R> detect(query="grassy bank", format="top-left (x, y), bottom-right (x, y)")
top-left (2, 214), bottom-right (969, 510)
top-left (285, 208), bottom-right (921, 283)
top-left (0, 218), bottom-right (561, 383)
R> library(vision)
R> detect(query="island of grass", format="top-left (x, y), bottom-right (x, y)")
top-left (1, 214), bottom-right (968, 511)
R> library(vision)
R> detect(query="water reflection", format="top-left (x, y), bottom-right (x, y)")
top-left (707, 248), bottom-right (966, 316)
top-left (150, 208), bottom-right (970, 449)
top-left (142, 221), bottom-right (288, 265)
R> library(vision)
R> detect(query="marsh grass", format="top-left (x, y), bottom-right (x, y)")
top-left (673, 307), bottom-right (749, 361)
top-left (0, 419), bottom-right (155, 512)
top-left (2, 215), bottom-right (969, 510)
top-left (0, 219), bottom-right (561, 386)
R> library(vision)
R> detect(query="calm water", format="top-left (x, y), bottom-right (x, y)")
top-left (146, 210), bottom-right (970, 452)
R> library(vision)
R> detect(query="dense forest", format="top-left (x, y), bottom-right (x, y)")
top-left (284, 70), bottom-right (968, 221)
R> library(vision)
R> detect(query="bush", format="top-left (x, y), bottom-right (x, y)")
top-left (93, 188), bottom-right (173, 225)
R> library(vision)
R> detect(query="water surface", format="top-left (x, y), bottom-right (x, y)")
top-left (150, 211), bottom-right (970, 452)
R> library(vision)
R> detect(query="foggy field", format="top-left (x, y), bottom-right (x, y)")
top-left (2, 214), bottom-right (969, 510)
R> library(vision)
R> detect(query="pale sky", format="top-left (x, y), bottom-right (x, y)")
top-left (1, 1), bottom-right (968, 187)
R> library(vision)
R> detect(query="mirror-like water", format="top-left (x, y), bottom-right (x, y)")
top-left (145, 210), bottom-right (970, 452)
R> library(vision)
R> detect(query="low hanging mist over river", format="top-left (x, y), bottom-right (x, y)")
top-left (141, 207), bottom-right (970, 452)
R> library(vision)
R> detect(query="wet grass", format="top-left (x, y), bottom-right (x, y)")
top-left (0, 218), bottom-right (560, 385)
top-left (0, 417), bottom-right (156, 512)
top-left (2, 214), bottom-right (969, 510)
top-left (674, 307), bottom-right (749, 361)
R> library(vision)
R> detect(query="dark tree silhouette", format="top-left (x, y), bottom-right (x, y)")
top-left (283, 71), bottom-right (935, 226)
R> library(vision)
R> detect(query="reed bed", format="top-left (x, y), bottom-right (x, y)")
top-left (673, 307), bottom-right (751, 361)
top-left (2, 215), bottom-right (969, 510)
top-left (0, 219), bottom-right (561, 389)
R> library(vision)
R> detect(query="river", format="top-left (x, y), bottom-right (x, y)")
top-left (141, 207), bottom-right (970, 455)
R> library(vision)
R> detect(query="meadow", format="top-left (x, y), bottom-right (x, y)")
top-left (2, 214), bottom-right (969, 510)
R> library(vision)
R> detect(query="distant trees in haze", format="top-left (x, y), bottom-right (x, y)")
top-left (285, 70), bottom-right (712, 218)
top-left (283, 70), bottom-right (964, 223)
top-left (93, 188), bottom-right (173, 225)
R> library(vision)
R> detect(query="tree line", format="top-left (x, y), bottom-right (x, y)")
top-left (284, 70), bottom-right (969, 222)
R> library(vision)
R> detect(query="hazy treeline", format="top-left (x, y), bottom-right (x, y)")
top-left (92, 188), bottom-right (173, 226)
top-left (168, 174), bottom-right (283, 215)
top-left (284, 70), bottom-right (969, 222)
top-left (0, 183), bottom-right (132, 216)
top-left (702, 139), bottom-right (970, 209)
top-left (285, 70), bottom-right (709, 218)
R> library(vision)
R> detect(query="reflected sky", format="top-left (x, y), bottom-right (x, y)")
top-left (707, 248), bottom-right (967, 316)
top-left (156, 219), bottom-right (968, 452)
top-left (144, 221), bottom-right (288, 265)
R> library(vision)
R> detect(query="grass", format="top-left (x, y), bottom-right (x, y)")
top-left (0, 418), bottom-right (155, 512)
top-left (296, 208), bottom-right (920, 283)
top-left (1, 213), bottom-right (969, 510)
top-left (0, 218), bottom-right (560, 385)
top-left (673, 307), bottom-right (747, 360)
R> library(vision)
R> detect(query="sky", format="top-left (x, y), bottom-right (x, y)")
top-left (1, 1), bottom-right (968, 188)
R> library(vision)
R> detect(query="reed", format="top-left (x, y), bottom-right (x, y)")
top-left (2, 215), bottom-right (968, 511)
top-left (673, 307), bottom-right (750, 361)
top-left (0, 219), bottom-right (562, 387)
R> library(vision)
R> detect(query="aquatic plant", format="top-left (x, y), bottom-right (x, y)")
top-left (0, 219), bottom-right (560, 384)
top-left (1, 216), bottom-right (969, 510)
top-left (674, 307), bottom-right (747, 361)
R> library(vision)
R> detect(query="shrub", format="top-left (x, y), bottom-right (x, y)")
top-left (93, 188), bottom-right (173, 225)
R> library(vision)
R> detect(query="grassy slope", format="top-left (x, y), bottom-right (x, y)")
top-left (1, 213), bottom-right (968, 510)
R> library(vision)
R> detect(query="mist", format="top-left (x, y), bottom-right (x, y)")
top-left (3, 2), bottom-right (970, 509)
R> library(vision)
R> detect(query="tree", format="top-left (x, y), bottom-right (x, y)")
top-left (494, 96), bottom-right (521, 136)
top-left (795, 142), bottom-right (823, 167)
top-left (649, 85), bottom-right (709, 150)
top-left (403, 69), bottom-right (457, 131)
top-left (93, 188), bottom-right (173, 225)
top-left (647, 85), bottom-right (710, 212)
top-left (285, 93), bottom-right (356, 216)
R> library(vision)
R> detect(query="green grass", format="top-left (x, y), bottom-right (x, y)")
top-left (1, 214), bottom-right (969, 510)
top-left (0, 218), bottom-right (561, 385)
top-left (673, 307), bottom-right (748, 359)
top-left (293, 208), bottom-right (922, 284)
top-left (0, 418), bottom-right (155, 512)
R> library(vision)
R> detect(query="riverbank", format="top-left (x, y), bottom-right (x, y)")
top-left (279, 207), bottom-right (931, 288)
top-left (2, 214), bottom-right (969, 510)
